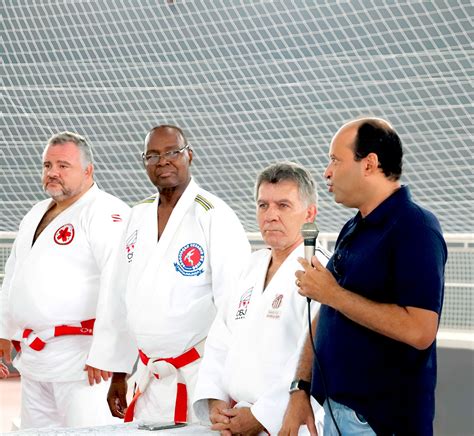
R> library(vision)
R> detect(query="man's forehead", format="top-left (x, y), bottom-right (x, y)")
top-left (258, 180), bottom-right (300, 199)
top-left (330, 125), bottom-right (357, 152)
top-left (146, 128), bottom-right (184, 147)
top-left (43, 142), bottom-right (79, 160)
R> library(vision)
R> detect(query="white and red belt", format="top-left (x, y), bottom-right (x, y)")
top-left (124, 340), bottom-right (205, 423)
top-left (12, 319), bottom-right (95, 352)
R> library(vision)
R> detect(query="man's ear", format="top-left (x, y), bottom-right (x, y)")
top-left (365, 152), bottom-right (379, 174)
top-left (187, 148), bottom-right (193, 165)
top-left (305, 204), bottom-right (317, 222)
top-left (85, 163), bottom-right (94, 178)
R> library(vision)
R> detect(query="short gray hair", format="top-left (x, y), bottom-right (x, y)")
top-left (46, 131), bottom-right (93, 168)
top-left (255, 161), bottom-right (318, 207)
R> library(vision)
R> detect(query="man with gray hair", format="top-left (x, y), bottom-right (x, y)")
top-left (0, 132), bottom-right (130, 429)
top-left (193, 162), bottom-right (329, 435)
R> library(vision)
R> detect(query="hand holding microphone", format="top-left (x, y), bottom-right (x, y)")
top-left (296, 222), bottom-right (339, 305)
top-left (301, 221), bottom-right (319, 264)
top-left (298, 222), bottom-right (319, 302)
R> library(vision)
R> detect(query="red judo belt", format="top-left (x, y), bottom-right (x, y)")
top-left (124, 343), bottom-right (203, 423)
top-left (12, 319), bottom-right (95, 352)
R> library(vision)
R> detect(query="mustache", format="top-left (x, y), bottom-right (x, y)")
top-left (45, 178), bottom-right (63, 185)
top-left (43, 178), bottom-right (65, 192)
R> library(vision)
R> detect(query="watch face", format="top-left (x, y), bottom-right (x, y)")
top-left (289, 379), bottom-right (310, 394)
top-left (289, 380), bottom-right (298, 391)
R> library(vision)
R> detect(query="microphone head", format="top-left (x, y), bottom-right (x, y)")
top-left (301, 222), bottom-right (319, 239)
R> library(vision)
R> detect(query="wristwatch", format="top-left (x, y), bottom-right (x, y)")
top-left (289, 379), bottom-right (311, 394)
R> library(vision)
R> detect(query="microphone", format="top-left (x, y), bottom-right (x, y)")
top-left (300, 222), bottom-right (319, 304)
top-left (301, 222), bottom-right (319, 264)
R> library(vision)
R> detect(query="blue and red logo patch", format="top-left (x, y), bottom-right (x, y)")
top-left (174, 243), bottom-right (205, 276)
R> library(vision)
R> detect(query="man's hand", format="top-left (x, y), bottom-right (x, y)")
top-left (212, 406), bottom-right (264, 436)
top-left (107, 372), bottom-right (128, 418)
top-left (297, 255), bottom-right (439, 350)
top-left (0, 362), bottom-right (9, 379)
top-left (278, 391), bottom-right (317, 436)
top-left (295, 256), bottom-right (340, 305)
top-left (209, 399), bottom-right (231, 427)
top-left (84, 364), bottom-right (112, 386)
top-left (0, 338), bottom-right (12, 366)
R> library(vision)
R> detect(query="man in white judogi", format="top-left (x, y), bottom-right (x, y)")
top-left (193, 162), bottom-right (329, 435)
top-left (0, 132), bottom-right (130, 429)
top-left (86, 125), bottom-right (250, 424)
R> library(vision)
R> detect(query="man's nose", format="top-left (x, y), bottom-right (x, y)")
top-left (265, 206), bottom-right (279, 221)
top-left (45, 166), bottom-right (59, 177)
top-left (156, 156), bottom-right (168, 166)
top-left (324, 166), bottom-right (331, 179)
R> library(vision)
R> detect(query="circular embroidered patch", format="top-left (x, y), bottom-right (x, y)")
top-left (174, 243), bottom-right (205, 276)
top-left (53, 224), bottom-right (75, 245)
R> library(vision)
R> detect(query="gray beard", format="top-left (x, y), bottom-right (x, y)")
top-left (44, 184), bottom-right (72, 202)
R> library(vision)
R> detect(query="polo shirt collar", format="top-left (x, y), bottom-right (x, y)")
top-left (354, 185), bottom-right (411, 227)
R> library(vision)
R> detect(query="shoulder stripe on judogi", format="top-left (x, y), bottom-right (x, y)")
top-left (195, 194), bottom-right (214, 211)
top-left (135, 194), bottom-right (157, 206)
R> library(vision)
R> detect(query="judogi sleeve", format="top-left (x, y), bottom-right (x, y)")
top-left (193, 286), bottom-right (235, 422)
top-left (0, 238), bottom-right (18, 339)
top-left (86, 202), bottom-right (138, 373)
top-left (86, 199), bottom-right (131, 307)
top-left (205, 204), bottom-right (250, 308)
top-left (192, 203), bottom-right (250, 420)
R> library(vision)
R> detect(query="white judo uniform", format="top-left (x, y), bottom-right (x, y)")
top-left (0, 184), bottom-right (130, 428)
top-left (87, 178), bottom-right (250, 423)
top-left (193, 242), bottom-right (330, 435)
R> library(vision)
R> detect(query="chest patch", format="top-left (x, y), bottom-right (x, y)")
top-left (235, 287), bottom-right (253, 320)
top-left (174, 243), bottom-right (205, 276)
top-left (266, 294), bottom-right (284, 319)
top-left (126, 230), bottom-right (138, 263)
top-left (53, 224), bottom-right (75, 245)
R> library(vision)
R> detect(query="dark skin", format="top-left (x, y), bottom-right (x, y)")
top-left (108, 372), bottom-right (128, 418)
top-left (85, 126), bottom-right (194, 418)
top-left (143, 126), bottom-right (193, 239)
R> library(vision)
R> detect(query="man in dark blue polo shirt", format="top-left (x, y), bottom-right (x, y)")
top-left (279, 118), bottom-right (447, 436)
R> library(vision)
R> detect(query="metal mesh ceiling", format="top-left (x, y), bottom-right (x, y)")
top-left (2, 1), bottom-right (473, 233)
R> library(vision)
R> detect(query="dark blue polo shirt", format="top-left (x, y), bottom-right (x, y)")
top-left (311, 186), bottom-right (447, 435)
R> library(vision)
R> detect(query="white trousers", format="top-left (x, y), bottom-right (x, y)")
top-left (20, 375), bottom-right (121, 429)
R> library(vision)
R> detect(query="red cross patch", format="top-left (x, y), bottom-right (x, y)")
top-left (53, 224), bottom-right (75, 245)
